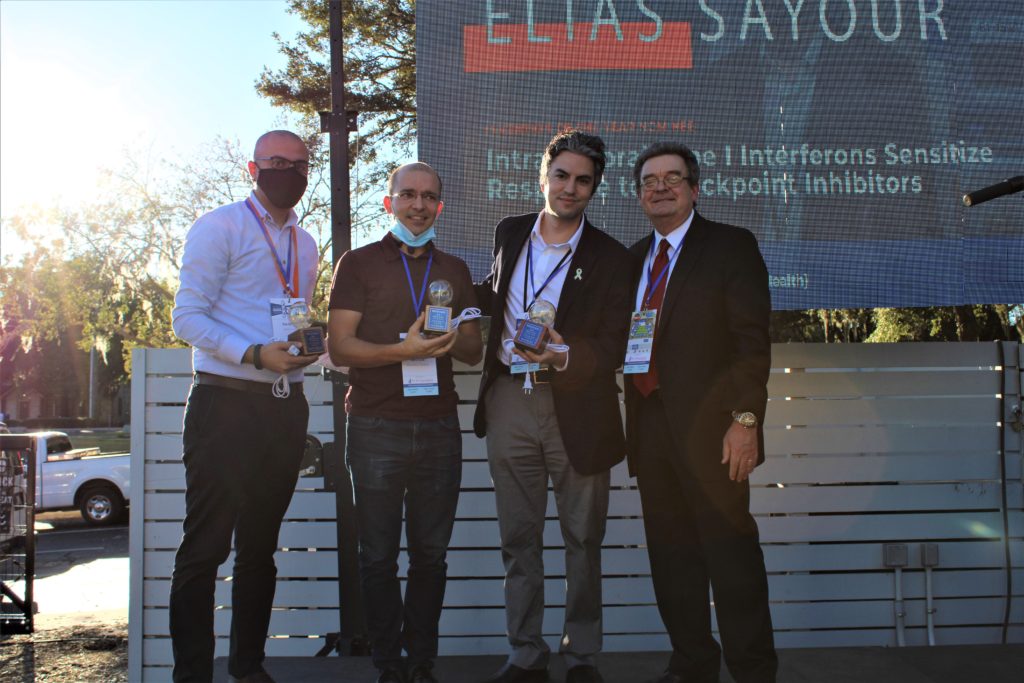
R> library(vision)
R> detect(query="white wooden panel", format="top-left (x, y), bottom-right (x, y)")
top-left (771, 342), bottom-right (998, 368)
top-left (763, 425), bottom-right (999, 456)
top-left (144, 578), bottom-right (339, 608)
top-left (144, 550), bottom-right (341, 579)
top-left (135, 342), bottom-right (1024, 674)
top-left (144, 491), bottom-right (338, 520)
top-left (751, 453), bottom-right (1018, 484)
top-left (143, 431), bottom-right (486, 463)
top-left (142, 348), bottom-right (193, 374)
top-left (145, 521), bottom-right (338, 550)
top-left (768, 369), bottom-right (999, 398)
top-left (141, 540), bottom-right (1024, 584)
top-left (142, 511), bottom-right (1022, 553)
top-left (764, 397), bottom-right (999, 427)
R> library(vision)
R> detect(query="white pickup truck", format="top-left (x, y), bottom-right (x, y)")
top-left (0, 431), bottom-right (130, 526)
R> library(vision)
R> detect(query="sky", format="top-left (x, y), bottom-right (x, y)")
top-left (0, 0), bottom-right (312, 258)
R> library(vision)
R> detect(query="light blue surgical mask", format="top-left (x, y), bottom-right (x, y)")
top-left (390, 222), bottom-right (435, 248)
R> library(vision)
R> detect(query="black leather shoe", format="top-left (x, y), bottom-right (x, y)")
top-left (377, 666), bottom-right (406, 683)
top-left (409, 662), bottom-right (438, 683)
top-left (228, 668), bottom-right (275, 683)
top-left (566, 664), bottom-right (604, 683)
top-left (480, 662), bottom-right (548, 683)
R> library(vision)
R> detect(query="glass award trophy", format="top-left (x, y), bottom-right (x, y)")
top-left (514, 299), bottom-right (555, 353)
top-left (423, 279), bottom-right (454, 336)
top-left (286, 301), bottom-right (326, 356)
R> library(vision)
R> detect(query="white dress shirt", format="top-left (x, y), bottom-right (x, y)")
top-left (499, 214), bottom-right (584, 367)
top-left (634, 210), bottom-right (694, 311)
top-left (172, 192), bottom-right (319, 382)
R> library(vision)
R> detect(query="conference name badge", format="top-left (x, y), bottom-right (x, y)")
top-left (270, 297), bottom-right (306, 342)
top-left (623, 309), bottom-right (657, 374)
top-left (398, 332), bottom-right (440, 396)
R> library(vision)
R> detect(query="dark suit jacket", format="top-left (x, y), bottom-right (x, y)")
top-left (624, 212), bottom-right (771, 479)
top-left (474, 213), bottom-right (633, 475)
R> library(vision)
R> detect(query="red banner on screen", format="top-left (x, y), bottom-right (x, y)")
top-left (464, 22), bottom-right (692, 73)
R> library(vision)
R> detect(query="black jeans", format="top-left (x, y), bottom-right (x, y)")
top-left (346, 413), bottom-right (462, 670)
top-left (169, 383), bottom-right (308, 683)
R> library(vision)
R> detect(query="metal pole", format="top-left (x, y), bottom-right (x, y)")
top-left (325, 0), bottom-right (368, 656)
top-left (88, 347), bottom-right (95, 419)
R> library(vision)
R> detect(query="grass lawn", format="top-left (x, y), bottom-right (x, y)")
top-left (69, 432), bottom-right (131, 455)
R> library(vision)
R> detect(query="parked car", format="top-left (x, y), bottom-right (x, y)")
top-left (0, 432), bottom-right (130, 526)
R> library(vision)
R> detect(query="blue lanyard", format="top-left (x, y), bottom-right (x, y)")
top-left (400, 250), bottom-right (434, 317)
top-left (642, 235), bottom-right (684, 310)
top-left (523, 237), bottom-right (573, 313)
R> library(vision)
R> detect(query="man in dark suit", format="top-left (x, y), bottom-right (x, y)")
top-left (474, 130), bottom-right (632, 683)
top-left (624, 142), bottom-right (777, 683)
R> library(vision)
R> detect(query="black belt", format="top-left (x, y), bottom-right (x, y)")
top-left (494, 363), bottom-right (554, 383)
top-left (194, 371), bottom-right (304, 397)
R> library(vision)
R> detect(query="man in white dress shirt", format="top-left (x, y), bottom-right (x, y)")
top-left (169, 130), bottom-right (320, 683)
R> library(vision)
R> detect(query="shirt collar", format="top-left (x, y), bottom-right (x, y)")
top-left (654, 209), bottom-right (694, 254)
top-left (248, 192), bottom-right (298, 230)
top-left (529, 213), bottom-right (585, 251)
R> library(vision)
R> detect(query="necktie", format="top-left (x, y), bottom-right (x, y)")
top-left (633, 239), bottom-right (671, 398)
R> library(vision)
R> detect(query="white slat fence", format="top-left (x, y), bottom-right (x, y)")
top-left (129, 342), bottom-right (1024, 682)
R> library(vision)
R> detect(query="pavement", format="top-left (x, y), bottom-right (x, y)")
top-left (29, 511), bottom-right (129, 624)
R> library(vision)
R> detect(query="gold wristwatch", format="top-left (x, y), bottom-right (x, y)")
top-left (732, 411), bottom-right (758, 428)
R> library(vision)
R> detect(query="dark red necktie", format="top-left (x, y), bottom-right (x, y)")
top-left (633, 239), bottom-right (671, 398)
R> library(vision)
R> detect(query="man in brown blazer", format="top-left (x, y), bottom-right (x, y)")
top-left (624, 142), bottom-right (777, 683)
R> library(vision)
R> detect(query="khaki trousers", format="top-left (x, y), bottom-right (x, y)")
top-left (485, 374), bottom-right (611, 670)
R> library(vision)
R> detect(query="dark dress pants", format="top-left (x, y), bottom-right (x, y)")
top-left (635, 391), bottom-right (777, 683)
top-left (169, 383), bottom-right (308, 683)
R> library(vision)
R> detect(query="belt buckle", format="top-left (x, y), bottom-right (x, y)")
top-left (531, 367), bottom-right (550, 385)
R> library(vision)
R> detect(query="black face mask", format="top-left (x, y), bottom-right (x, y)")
top-left (256, 167), bottom-right (307, 209)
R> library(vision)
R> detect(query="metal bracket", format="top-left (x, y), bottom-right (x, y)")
top-left (319, 110), bottom-right (359, 134)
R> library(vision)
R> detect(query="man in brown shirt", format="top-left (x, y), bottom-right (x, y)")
top-left (327, 162), bottom-right (482, 683)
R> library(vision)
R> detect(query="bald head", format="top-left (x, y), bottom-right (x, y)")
top-left (388, 162), bottom-right (443, 196)
top-left (253, 130), bottom-right (307, 160)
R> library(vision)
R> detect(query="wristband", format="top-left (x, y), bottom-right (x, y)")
top-left (253, 344), bottom-right (263, 370)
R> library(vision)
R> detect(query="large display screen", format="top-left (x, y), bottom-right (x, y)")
top-left (417, 1), bottom-right (1023, 308)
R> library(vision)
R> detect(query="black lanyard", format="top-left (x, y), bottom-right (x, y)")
top-left (522, 237), bottom-right (572, 313)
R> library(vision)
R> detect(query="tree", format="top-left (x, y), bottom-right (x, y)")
top-left (256, 0), bottom-right (416, 186)
top-left (2, 135), bottom-right (341, 387)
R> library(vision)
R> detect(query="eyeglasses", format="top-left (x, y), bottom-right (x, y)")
top-left (254, 156), bottom-right (310, 175)
top-left (391, 190), bottom-right (441, 204)
top-left (640, 172), bottom-right (690, 191)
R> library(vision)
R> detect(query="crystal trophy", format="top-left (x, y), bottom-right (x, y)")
top-left (513, 299), bottom-right (555, 353)
top-left (423, 279), bottom-right (454, 336)
top-left (286, 301), bottom-right (326, 356)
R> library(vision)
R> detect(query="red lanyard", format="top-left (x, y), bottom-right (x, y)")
top-left (246, 198), bottom-right (299, 297)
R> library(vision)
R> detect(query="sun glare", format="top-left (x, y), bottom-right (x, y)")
top-left (1, 55), bottom-right (144, 217)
